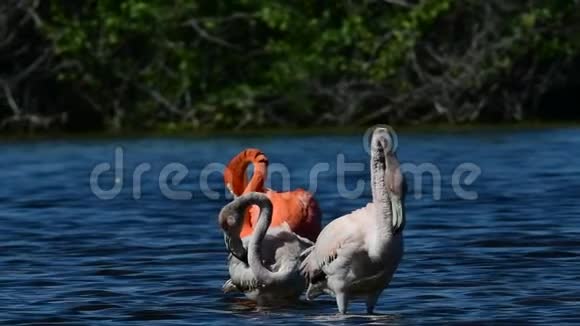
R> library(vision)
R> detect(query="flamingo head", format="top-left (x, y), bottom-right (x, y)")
top-left (218, 198), bottom-right (249, 263)
top-left (218, 200), bottom-right (245, 235)
top-left (372, 126), bottom-right (407, 232)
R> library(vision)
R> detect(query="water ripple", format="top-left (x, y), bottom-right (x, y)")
top-left (1, 129), bottom-right (579, 324)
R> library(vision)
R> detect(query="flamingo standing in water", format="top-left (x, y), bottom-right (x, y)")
top-left (223, 149), bottom-right (321, 255)
top-left (219, 192), bottom-right (313, 303)
top-left (300, 127), bottom-right (406, 314)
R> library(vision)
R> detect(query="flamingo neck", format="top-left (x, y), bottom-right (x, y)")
top-left (370, 138), bottom-right (393, 233)
top-left (248, 196), bottom-right (272, 245)
top-left (224, 149), bottom-right (268, 196)
top-left (245, 193), bottom-right (290, 286)
top-left (224, 154), bottom-right (250, 195)
top-left (243, 163), bottom-right (266, 194)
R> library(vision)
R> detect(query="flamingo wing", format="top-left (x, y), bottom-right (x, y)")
top-left (294, 189), bottom-right (323, 240)
top-left (274, 222), bottom-right (314, 247)
top-left (260, 188), bottom-right (322, 241)
top-left (299, 204), bottom-right (373, 284)
top-left (225, 254), bottom-right (262, 293)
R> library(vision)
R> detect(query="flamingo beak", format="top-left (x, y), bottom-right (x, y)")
top-left (223, 233), bottom-right (247, 264)
top-left (390, 195), bottom-right (405, 233)
top-left (226, 183), bottom-right (238, 199)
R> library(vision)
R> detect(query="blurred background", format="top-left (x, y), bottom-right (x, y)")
top-left (1, 0), bottom-right (579, 134)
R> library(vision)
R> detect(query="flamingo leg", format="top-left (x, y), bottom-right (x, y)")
top-left (365, 290), bottom-right (382, 314)
top-left (335, 292), bottom-right (349, 314)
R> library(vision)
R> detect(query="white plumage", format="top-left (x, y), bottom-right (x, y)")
top-left (300, 127), bottom-right (407, 314)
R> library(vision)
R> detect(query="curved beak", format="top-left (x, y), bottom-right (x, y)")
top-left (223, 233), bottom-right (247, 264)
top-left (390, 195), bottom-right (405, 233)
top-left (226, 183), bottom-right (238, 199)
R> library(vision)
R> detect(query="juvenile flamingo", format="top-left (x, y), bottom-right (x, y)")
top-left (219, 192), bottom-right (313, 303)
top-left (223, 149), bottom-right (321, 249)
top-left (299, 127), bottom-right (406, 314)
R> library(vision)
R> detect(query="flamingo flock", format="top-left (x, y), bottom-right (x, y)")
top-left (215, 127), bottom-right (407, 314)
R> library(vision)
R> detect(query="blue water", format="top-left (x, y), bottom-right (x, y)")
top-left (1, 128), bottom-right (579, 325)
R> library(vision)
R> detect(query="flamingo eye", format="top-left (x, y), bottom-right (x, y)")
top-left (227, 215), bottom-right (237, 227)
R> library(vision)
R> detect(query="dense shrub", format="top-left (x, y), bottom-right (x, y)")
top-left (1, 0), bottom-right (579, 132)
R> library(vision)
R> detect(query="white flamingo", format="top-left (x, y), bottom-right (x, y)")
top-left (219, 192), bottom-right (313, 304)
top-left (300, 127), bottom-right (406, 314)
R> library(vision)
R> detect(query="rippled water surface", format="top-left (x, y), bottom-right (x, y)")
top-left (1, 128), bottom-right (579, 325)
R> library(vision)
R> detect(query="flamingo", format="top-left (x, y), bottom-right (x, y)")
top-left (218, 192), bottom-right (313, 303)
top-left (299, 127), bottom-right (406, 314)
top-left (223, 148), bottom-right (322, 245)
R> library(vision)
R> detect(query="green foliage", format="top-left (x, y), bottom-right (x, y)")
top-left (3, 0), bottom-right (579, 132)
top-left (40, 0), bottom-right (462, 129)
